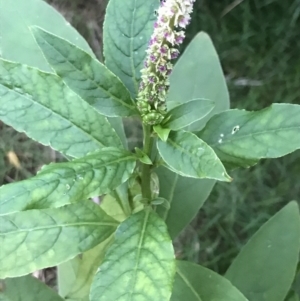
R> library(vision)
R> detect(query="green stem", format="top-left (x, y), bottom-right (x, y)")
top-left (141, 124), bottom-right (153, 201)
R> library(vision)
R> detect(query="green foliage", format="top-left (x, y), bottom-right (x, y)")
top-left (32, 27), bottom-right (138, 118)
top-left (156, 167), bottom-right (215, 239)
top-left (157, 131), bottom-right (231, 181)
top-left (0, 59), bottom-right (121, 158)
top-left (156, 31), bottom-right (230, 239)
top-left (0, 148), bottom-right (136, 215)
top-left (171, 261), bottom-right (248, 301)
top-left (0, 275), bottom-right (64, 301)
top-left (0, 0), bottom-right (299, 299)
top-left (0, 201), bottom-right (118, 278)
top-left (0, 0), bottom-right (94, 72)
top-left (167, 32), bottom-right (230, 131)
top-left (198, 104), bottom-right (300, 169)
top-left (162, 99), bottom-right (215, 131)
top-left (57, 237), bottom-right (113, 301)
top-left (90, 210), bottom-right (176, 301)
top-left (226, 202), bottom-right (300, 301)
top-left (103, 0), bottom-right (159, 97)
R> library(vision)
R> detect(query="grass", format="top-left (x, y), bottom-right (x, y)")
top-left (0, 0), bottom-right (299, 290)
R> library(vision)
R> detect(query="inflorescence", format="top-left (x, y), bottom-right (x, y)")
top-left (137, 0), bottom-right (196, 125)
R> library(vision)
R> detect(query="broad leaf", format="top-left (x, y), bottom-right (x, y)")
top-left (157, 32), bottom-right (230, 238)
top-left (0, 201), bottom-right (118, 278)
top-left (171, 261), bottom-right (248, 301)
top-left (103, 0), bottom-right (159, 97)
top-left (156, 167), bottom-right (215, 239)
top-left (0, 275), bottom-right (64, 301)
top-left (226, 201), bottom-right (300, 301)
top-left (90, 210), bottom-right (176, 301)
top-left (0, 59), bottom-right (122, 158)
top-left (157, 131), bottom-right (231, 181)
top-left (32, 27), bottom-right (138, 118)
top-left (0, 0), bottom-right (94, 72)
top-left (198, 104), bottom-right (300, 169)
top-left (0, 148), bottom-right (136, 215)
top-left (163, 99), bottom-right (215, 131)
top-left (57, 237), bottom-right (113, 301)
top-left (167, 32), bottom-right (230, 131)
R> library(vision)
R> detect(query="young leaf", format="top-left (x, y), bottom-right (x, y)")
top-left (0, 275), bottom-right (64, 301)
top-left (167, 32), bottom-right (230, 131)
top-left (103, 0), bottom-right (159, 97)
top-left (90, 209), bottom-right (176, 301)
top-left (198, 104), bottom-right (300, 169)
top-left (157, 131), bottom-right (231, 181)
top-left (57, 237), bottom-right (113, 301)
top-left (0, 148), bottom-right (136, 215)
top-left (0, 201), bottom-right (118, 278)
top-left (153, 125), bottom-right (171, 142)
top-left (31, 27), bottom-right (138, 118)
top-left (0, 59), bottom-right (122, 158)
top-left (171, 261), bottom-right (248, 301)
top-left (163, 99), bottom-right (215, 131)
top-left (0, 0), bottom-right (93, 72)
top-left (226, 201), bottom-right (300, 301)
top-left (156, 166), bottom-right (215, 238)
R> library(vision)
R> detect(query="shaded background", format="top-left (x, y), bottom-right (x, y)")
top-left (1, 0), bottom-right (300, 278)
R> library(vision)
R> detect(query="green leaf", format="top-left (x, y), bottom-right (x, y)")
top-left (157, 131), bottom-right (231, 181)
top-left (226, 201), bottom-right (300, 301)
top-left (31, 27), bottom-right (138, 118)
top-left (0, 201), bottom-right (118, 278)
top-left (163, 99), bottom-right (215, 131)
top-left (198, 103), bottom-right (300, 169)
top-left (0, 275), bottom-right (64, 301)
top-left (90, 209), bottom-right (176, 301)
top-left (0, 59), bottom-right (122, 157)
top-left (57, 237), bottom-right (113, 301)
top-left (156, 166), bottom-right (215, 238)
top-left (0, 148), bottom-right (136, 215)
top-left (103, 0), bottom-right (159, 97)
top-left (0, 0), bottom-right (94, 72)
top-left (171, 261), bottom-right (248, 301)
top-left (156, 32), bottom-right (230, 238)
top-left (153, 125), bottom-right (171, 142)
top-left (168, 32), bottom-right (230, 131)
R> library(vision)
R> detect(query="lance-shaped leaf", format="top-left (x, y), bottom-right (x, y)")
top-left (171, 261), bottom-right (248, 301)
top-left (198, 104), bottom-right (300, 169)
top-left (162, 99), bottom-right (215, 131)
top-left (0, 0), bottom-right (94, 72)
top-left (31, 27), bottom-right (138, 118)
top-left (0, 148), bottom-right (136, 215)
top-left (103, 0), bottom-right (159, 97)
top-left (167, 32), bottom-right (230, 131)
top-left (157, 131), bottom-right (231, 182)
top-left (0, 275), bottom-right (64, 301)
top-left (226, 202), bottom-right (300, 301)
top-left (157, 32), bottom-right (230, 238)
top-left (0, 201), bottom-right (118, 278)
top-left (156, 166), bottom-right (215, 238)
top-left (90, 210), bottom-right (176, 301)
top-left (57, 237), bottom-right (113, 301)
top-left (0, 59), bottom-right (122, 158)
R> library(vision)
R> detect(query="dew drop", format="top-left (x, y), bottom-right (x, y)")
top-left (66, 184), bottom-right (70, 190)
top-left (220, 133), bottom-right (224, 137)
top-left (231, 125), bottom-right (240, 134)
top-left (139, 36), bottom-right (144, 40)
top-left (134, 51), bottom-right (138, 55)
top-left (218, 139), bottom-right (223, 144)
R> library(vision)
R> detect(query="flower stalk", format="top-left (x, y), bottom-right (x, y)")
top-left (137, 0), bottom-right (196, 125)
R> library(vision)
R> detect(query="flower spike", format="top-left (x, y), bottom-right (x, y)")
top-left (137, 0), bottom-right (195, 125)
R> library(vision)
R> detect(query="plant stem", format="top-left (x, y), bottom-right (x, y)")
top-left (141, 124), bottom-right (153, 201)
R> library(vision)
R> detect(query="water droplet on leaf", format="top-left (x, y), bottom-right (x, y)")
top-left (231, 125), bottom-right (240, 134)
